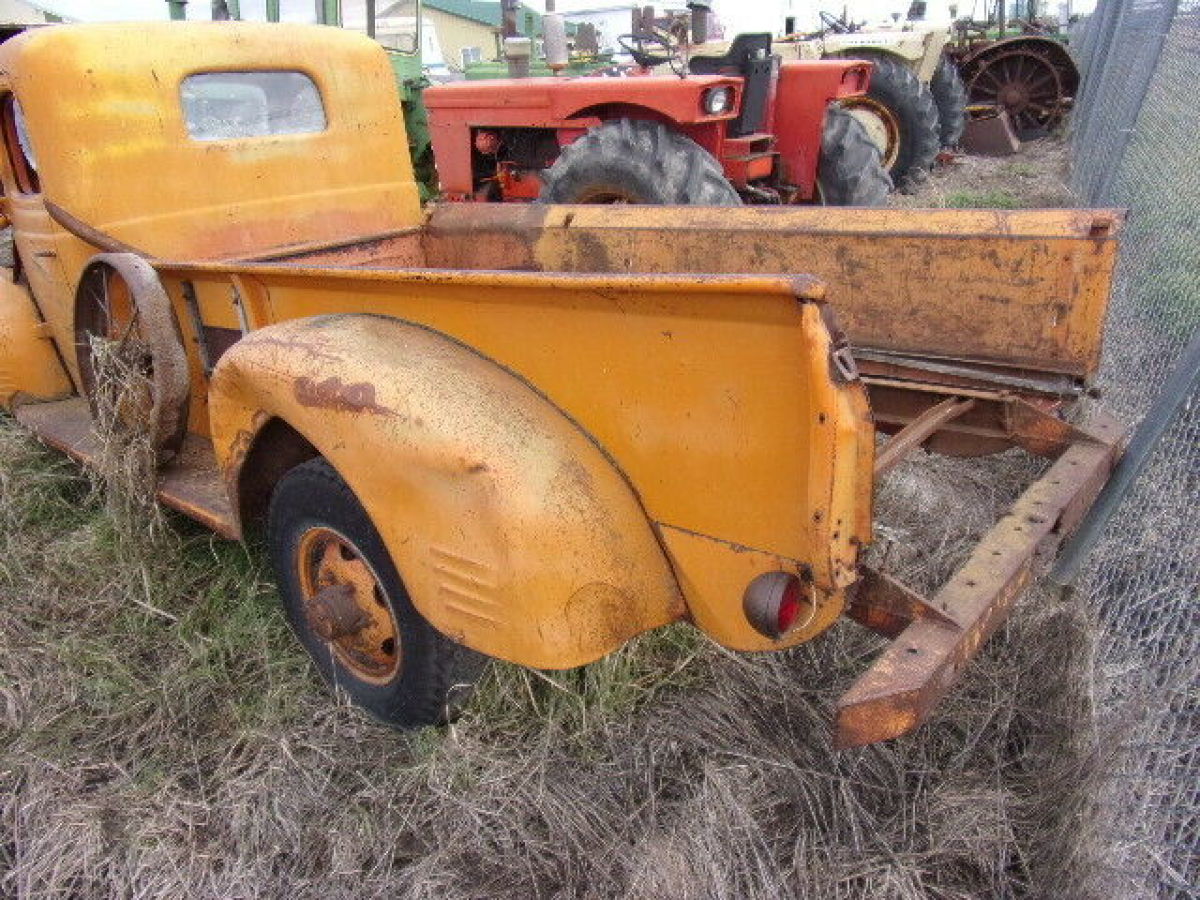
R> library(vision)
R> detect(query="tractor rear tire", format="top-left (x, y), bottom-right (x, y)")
top-left (831, 52), bottom-right (940, 191)
top-left (816, 106), bottom-right (893, 207)
top-left (538, 118), bottom-right (742, 205)
top-left (930, 56), bottom-right (968, 148)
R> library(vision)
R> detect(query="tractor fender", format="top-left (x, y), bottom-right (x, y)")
top-left (208, 314), bottom-right (686, 670)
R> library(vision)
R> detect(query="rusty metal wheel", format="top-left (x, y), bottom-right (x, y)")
top-left (960, 39), bottom-right (1079, 136)
top-left (269, 458), bottom-right (486, 728)
top-left (296, 526), bottom-right (402, 684)
top-left (73, 253), bottom-right (189, 463)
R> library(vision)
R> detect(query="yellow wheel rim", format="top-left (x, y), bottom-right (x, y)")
top-left (297, 526), bottom-right (401, 684)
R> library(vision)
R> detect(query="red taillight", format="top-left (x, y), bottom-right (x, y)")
top-left (743, 571), bottom-right (814, 640)
top-left (777, 578), bottom-right (802, 633)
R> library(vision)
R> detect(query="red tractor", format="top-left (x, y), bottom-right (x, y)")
top-left (423, 33), bottom-right (892, 207)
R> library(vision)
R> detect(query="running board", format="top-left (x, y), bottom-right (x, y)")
top-left (13, 397), bottom-right (238, 539)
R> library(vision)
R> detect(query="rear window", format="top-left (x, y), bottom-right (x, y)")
top-left (181, 71), bottom-right (326, 141)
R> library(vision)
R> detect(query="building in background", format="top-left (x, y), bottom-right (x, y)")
top-left (0, 0), bottom-right (68, 41)
top-left (561, 4), bottom-right (632, 53)
top-left (388, 0), bottom-right (543, 70)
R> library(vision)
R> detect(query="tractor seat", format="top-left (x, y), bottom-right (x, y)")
top-left (688, 32), bottom-right (773, 76)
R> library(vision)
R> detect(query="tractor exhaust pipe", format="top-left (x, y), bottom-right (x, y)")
top-left (688, 2), bottom-right (711, 44)
top-left (543, 13), bottom-right (569, 74)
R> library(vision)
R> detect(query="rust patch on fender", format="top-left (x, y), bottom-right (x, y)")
top-left (294, 376), bottom-right (390, 415)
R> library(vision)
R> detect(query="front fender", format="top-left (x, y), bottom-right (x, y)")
top-left (208, 314), bottom-right (686, 669)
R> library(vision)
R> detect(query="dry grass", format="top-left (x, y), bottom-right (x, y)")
top-left (0, 134), bottom-right (1152, 898)
top-left (0, 411), bottom-right (1145, 898)
top-left (890, 138), bottom-right (1077, 210)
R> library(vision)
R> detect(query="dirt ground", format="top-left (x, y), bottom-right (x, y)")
top-left (890, 137), bottom-right (1077, 209)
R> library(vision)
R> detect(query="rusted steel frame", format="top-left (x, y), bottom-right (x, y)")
top-left (44, 200), bottom-right (153, 257)
top-left (835, 428), bottom-right (1123, 749)
top-left (845, 567), bottom-right (959, 638)
top-left (865, 378), bottom-right (1122, 461)
top-left (874, 397), bottom-right (975, 476)
top-left (1004, 395), bottom-right (1125, 460)
top-left (856, 348), bottom-right (1084, 398)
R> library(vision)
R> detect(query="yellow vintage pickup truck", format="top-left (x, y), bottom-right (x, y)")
top-left (0, 22), bottom-right (1123, 747)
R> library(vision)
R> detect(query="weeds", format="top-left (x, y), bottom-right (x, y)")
top-left (945, 189), bottom-right (1023, 209)
top-left (0, 411), bottom-right (1144, 898)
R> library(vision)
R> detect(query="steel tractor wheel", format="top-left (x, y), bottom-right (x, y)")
top-left (930, 56), bottom-right (968, 148)
top-left (958, 38), bottom-right (1080, 138)
top-left (831, 52), bottom-right (940, 190)
top-left (269, 458), bottom-right (486, 727)
top-left (815, 106), bottom-right (894, 206)
top-left (538, 118), bottom-right (742, 205)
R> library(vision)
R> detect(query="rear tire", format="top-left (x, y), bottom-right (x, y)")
top-left (930, 56), bottom-right (967, 148)
top-left (816, 106), bottom-right (893, 207)
top-left (831, 52), bottom-right (940, 190)
top-left (268, 458), bottom-right (486, 728)
top-left (538, 118), bottom-right (742, 205)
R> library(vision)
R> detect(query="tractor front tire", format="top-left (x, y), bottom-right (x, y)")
top-left (816, 106), bottom-right (893, 207)
top-left (538, 118), bottom-right (742, 205)
top-left (268, 458), bottom-right (486, 729)
top-left (930, 56), bottom-right (968, 148)
top-left (832, 52), bottom-right (940, 191)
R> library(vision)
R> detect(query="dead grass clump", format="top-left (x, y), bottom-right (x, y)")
top-left (86, 335), bottom-right (175, 563)
top-left (0, 411), bottom-right (1140, 898)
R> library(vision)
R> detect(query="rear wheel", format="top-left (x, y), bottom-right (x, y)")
top-left (815, 106), bottom-right (893, 207)
top-left (832, 52), bottom-right (940, 190)
top-left (538, 118), bottom-right (742, 205)
top-left (930, 56), bottom-right (968, 148)
top-left (268, 458), bottom-right (486, 728)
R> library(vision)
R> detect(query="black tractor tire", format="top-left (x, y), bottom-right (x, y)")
top-left (268, 458), bottom-right (486, 729)
top-left (830, 52), bottom-right (940, 190)
top-left (538, 118), bottom-right (742, 205)
top-left (930, 56), bottom-right (968, 148)
top-left (816, 106), bottom-right (893, 207)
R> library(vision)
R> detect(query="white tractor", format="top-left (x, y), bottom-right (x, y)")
top-left (775, 12), bottom-right (966, 190)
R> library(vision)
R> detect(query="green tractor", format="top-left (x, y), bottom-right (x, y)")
top-left (945, 0), bottom-right (1080, 137)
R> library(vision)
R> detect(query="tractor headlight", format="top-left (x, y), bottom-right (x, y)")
top-left (702, 86), bottom-right (733, 115)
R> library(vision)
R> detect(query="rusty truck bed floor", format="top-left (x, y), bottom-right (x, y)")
top-left (13, 398), bottom-right (237, 538)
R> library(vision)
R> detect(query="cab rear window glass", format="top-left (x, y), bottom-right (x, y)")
top-left (181, 71), bottom-right (326, 141)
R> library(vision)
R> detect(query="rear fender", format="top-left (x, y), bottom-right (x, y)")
top-left (208, 314), bottom-right (686, 669)
top-left (772, 60), bottom-right (873, 195)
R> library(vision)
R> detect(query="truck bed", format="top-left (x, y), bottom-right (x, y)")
top-left (252, 204), bottom-right (1121, 398)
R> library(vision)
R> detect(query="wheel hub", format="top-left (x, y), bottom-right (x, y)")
top-left (840, 97), bottom-right (900, 168)
top-left (297, 527), bottom-right (401, 683)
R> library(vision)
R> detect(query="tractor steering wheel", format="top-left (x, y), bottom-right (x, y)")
top-left (618, 29), bottom-right (680, 70)
top-left (819, 10), bottom-right (853, 33)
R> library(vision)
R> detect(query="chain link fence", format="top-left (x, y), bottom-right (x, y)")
top-left (1068, 2), bottom-right (1199, 895)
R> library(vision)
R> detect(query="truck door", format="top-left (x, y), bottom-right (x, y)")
top-left (0, 91), bottom-right (79, 386)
